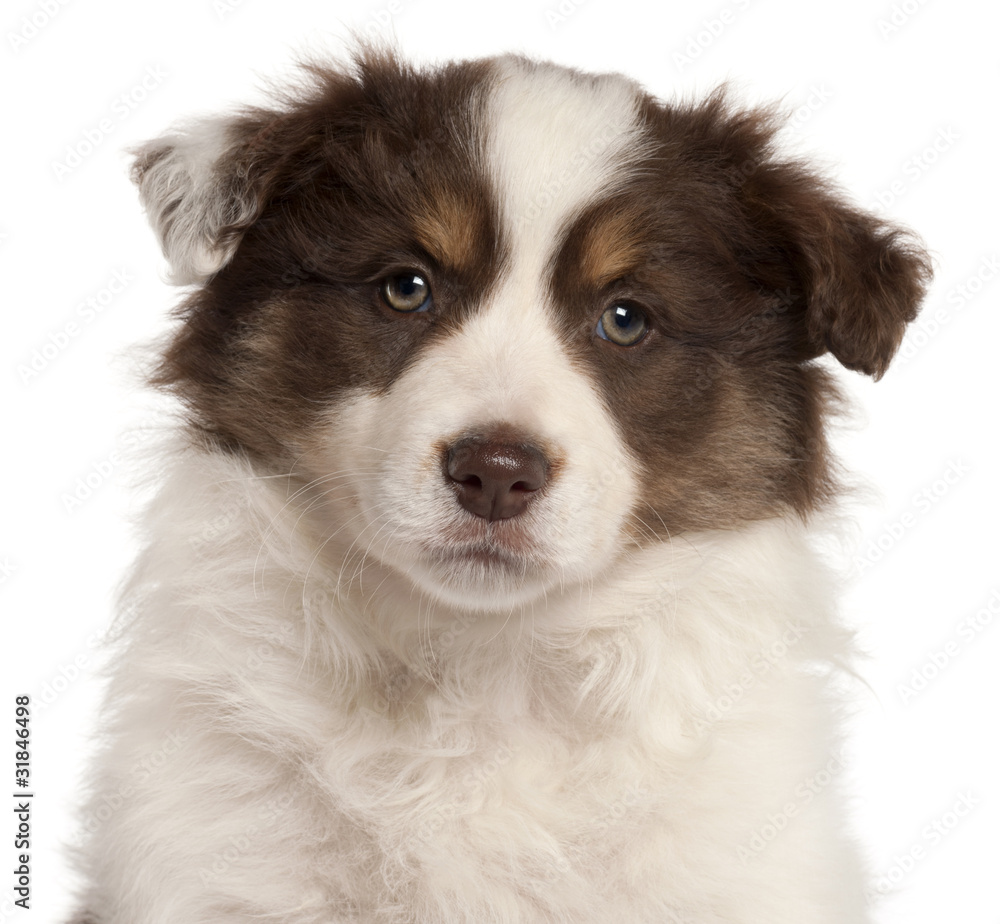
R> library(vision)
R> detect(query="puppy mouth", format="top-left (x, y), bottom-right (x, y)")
top-left (430, 541), bottom-right (531, 571)
top-left (423, 518), bottom-right (542, 576)
top-left (437, 516), bottom-right (539, 556)
top-left (416, 539), bottom-right (543, 610)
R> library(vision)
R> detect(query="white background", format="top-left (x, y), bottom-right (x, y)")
top-left (2, 0), bottom-right (998, 921)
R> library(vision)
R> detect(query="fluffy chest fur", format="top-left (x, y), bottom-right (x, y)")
top-left (88, 450), bottom-right (855, 923)
top-left (75, 47), bottom-right (929, 924)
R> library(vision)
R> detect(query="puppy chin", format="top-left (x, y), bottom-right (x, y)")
top-left (403, 548), bottom-right (557, 613)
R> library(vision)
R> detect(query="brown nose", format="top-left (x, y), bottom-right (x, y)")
top-left (444, 434), bottom-right (549, 521)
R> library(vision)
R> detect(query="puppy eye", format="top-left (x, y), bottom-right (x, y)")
top-left (596, 302), bottom-right (649, 346)
top-left (381, 272), bottom-right (432, 313)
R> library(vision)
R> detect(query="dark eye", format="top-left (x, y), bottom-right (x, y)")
top-left (596, 302), bottom-right (649, 346)
top-left (380, 272), bottom-right (432, 313)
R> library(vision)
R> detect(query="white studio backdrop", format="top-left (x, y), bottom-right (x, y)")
top-left (1, 0), bottom-right (997, 921)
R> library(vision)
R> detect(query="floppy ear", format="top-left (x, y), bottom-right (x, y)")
top-left (128, 54), bottom-right (378, 286)
top-left (129, 114), bottom-right (277, 285)
top-left (745, 165), bottom-right (933, 380)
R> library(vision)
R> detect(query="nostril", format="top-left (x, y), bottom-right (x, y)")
top-left (444, 432), bottom-right (549, 521)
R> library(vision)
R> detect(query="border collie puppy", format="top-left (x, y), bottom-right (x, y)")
top-left (74, 47), bottom-right (930, 924)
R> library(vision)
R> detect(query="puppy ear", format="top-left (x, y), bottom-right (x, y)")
top-left (746, 165), bottom-right (933, 380)
top-left (129, 113), bottom-right (277, 285)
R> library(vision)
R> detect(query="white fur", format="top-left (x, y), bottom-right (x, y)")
top-left (77, 57), bottom-right (872, 923)
top-left (486, 55), bottom-right (649, 275)
top-left (77, 445), bottom-right (867, 923)
top-left (298, 58), bottom-right (653, 615)
top-left (304, 290), bottom-right (641, 614)
top-left (132, 116), bottom-right (256, 285)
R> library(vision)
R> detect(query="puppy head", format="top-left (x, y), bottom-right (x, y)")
top-left (133, 49), bottom-right (931, 611)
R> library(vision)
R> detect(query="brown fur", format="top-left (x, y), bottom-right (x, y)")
top-left (150, 50), bottom-right (504, 461)
top-left (547, 89), bottom-right (930, 535)
top-left (138, 51), bottom-right (930, 535)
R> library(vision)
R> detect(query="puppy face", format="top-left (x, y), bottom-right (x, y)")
top-left (134, 50), bottom-right (930, 611)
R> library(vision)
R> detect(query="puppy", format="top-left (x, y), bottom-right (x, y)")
top-left (74, 47), bottom-right (931, 923)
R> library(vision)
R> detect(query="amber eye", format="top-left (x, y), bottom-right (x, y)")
top-left (597, 302), bottom-right (649, 346)
top-left (381, 272), bottom-right (432, 313)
